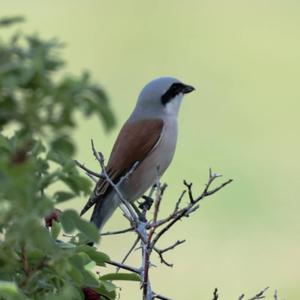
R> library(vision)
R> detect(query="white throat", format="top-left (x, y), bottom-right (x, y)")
top-left (164, 94), bottom-right (183, 117)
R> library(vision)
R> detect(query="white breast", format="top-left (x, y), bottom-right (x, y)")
top-left (121, 116), bottom-right (178, 201)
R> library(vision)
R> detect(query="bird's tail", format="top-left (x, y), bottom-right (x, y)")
top-left (90, 199), bottom-right (107, 232)
top-left (89, 192), bottom-right (120, 232)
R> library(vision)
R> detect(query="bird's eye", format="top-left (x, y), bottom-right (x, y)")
top-left (161, 83), bottom-right (185, 105)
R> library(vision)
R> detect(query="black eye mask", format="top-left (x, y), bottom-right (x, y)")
top-left (161, 83), bottom-right (194, 105)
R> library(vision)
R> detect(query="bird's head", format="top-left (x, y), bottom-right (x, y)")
top-left (134, 77), bottom-right (195, 118)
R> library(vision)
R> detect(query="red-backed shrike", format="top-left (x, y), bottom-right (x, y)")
top-left (81, 77), bottom-right (194, 231)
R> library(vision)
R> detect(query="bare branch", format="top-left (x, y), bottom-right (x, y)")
top-left (78, 144), bottom-right (234, 300)
top-left (159, 239), bottom-right (186, 255)
top-left (74, 159), bottom-right (103, 179)
top-left (203, 178), bottom-right (233, 198)
top-left (183, 180), bottom-right (194, 203)
top-left (117, 236), bottom-right (140, 271)
top-left (248, 287), bottom-right (269, 300)
top-left (151, 172), bottom-right (233, 247)
top-left (153, 292), bottom-right (172, 300)
top-left (100, 227), bottom-right (134, 236)
top-left (154, 240), bottom-right (186, 267)
top-left (141, 172), bottom-right (165, 299)
top-left (174, 190), bottom-right (186, 213)
top-left (106, 260), bottom-right (140, 275)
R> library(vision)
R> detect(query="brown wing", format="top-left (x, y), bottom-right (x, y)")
top-left (80, 118), bottom-right (164, 216)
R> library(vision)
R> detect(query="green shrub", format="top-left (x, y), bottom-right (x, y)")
top-left (0, 16), bottom-right (133, 300)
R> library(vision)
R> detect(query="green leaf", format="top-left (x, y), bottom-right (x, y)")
top-left (82, 270), bottom-right (100, 288)
top-left (69, 252), bottom-right (92, 268)
top-left (60, 210), bottom-right (99, 243)
top-left (96, 281), bottom-right (117, 300)
top-left (50, 135), bottom-right (75, 156)
top-left (47, 150), bottom-right (65, 165)
top-left (36, 158), bottom-right (49, 174)
top-left (67, 265), bottom-right (84, 285)
top-left (38, 171), bottom-right (60, 190)
top-left (101, 280), bottom-right (117, 293)
top-left (0, 135), bottom-right (11, 152)
top-left (60, 210), bottom-right (77, 233)
top-left (61, 175), bottom-right (91, 194)
top-left (75, 219), bottom-right (99, 243)
top-left (45, 286), bottom-right (83, 300)
top-left (0, 16), bottom-right (115, 300)
top-left (23, 220), bottom-right (55, 252)
top-left (54, 191), bottom-right (75, 203)
top-left (84, 261), bottom-right (96, 271)
top-left (30, 140), bottom-right (46, 156)
top-left (0, 16), bottom-right (25, 27)
top-left (76, 245), bottom-right (110, 266)
top-left (100, 272), bottom-right (140, 282)
top-left (0, 280), bottom-right (23, 300)
top-left (57, 241), bottom-right (76, 249)
top-left (51, 220), bottom-right (61, 240)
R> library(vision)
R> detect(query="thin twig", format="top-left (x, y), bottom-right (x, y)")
top-left (117, 236), bottom-right (140, 272)
top-left (106, 260), bottom-right (140, 274)
top-left (203, 179), bottom-right (233, 198)
top-left (86, 172), bottom-right (98, 183)
top-left (173, 190), bottom-right (186, 213)
top-left (153, 292), bottom-right (172, 300)
top-left (152, 173), bottom-right (233, 248)
top-left (154, 240), bottom-right (185, 267)
top-left (74, 159), bottom-right (103, 179)
top-left (248, 287), bottom-right (269, 300)
top-left (141, 174), bottom-right (166, 299)
top-left (100, 227), bottom-right (134, 236)
top-left (183, 180), bottom-right (194, 203)
top-left (159, 239), bottom-right (186, 255)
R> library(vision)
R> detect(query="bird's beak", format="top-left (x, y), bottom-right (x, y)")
top-left (182, 84), bottom-right (195, 94)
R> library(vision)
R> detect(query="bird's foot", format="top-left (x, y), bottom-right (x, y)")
top-left (139, 195), bottom-right (154, 211)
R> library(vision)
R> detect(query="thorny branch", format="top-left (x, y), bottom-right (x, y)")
top-left (75, 141), bottom-right (235, 299)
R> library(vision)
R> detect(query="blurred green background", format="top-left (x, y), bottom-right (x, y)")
top-left (2, 0), bottom-right (300, 298)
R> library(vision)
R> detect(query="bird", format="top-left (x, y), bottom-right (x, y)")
top-left (81, 77), bottom-right (194, 232)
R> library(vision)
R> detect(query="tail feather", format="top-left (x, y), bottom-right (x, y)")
top-left (90, 192), bottom-right (120, 232)
top-left (80, 194), bottom-right (96, 216)
top-left (90, 199), bottom-right (106, 231)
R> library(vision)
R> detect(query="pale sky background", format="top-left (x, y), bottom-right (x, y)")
top-left (1, 1), bottom-right (300, 299)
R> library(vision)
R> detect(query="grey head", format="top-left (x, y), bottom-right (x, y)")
top-left (130, 77), bottom-right (195, 120)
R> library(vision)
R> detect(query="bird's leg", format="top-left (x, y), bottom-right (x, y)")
top-left (131, 202), bottom-right (146, 222)
top-left (130, 195), bottom-right (154, 222)
top-left (138, 195), bottom-right (154, 215)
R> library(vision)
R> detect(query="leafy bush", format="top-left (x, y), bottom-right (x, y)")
top-left (0, 16), bottom-right (135, 300)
